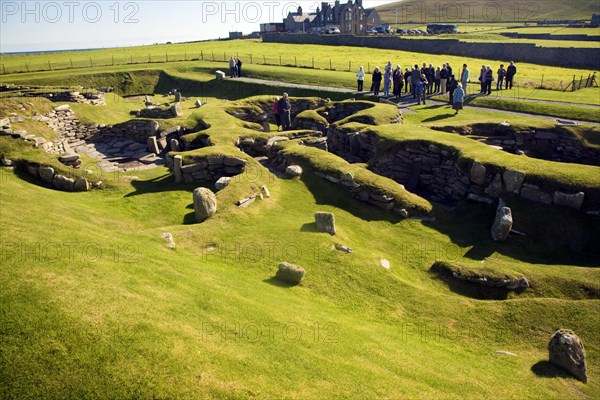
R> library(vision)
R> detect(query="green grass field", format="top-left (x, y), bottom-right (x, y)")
top-left (376, 0), bottom-right (600, 22)
top-left (1, 39), bottom-right (598, 92)
top-left (1, 41), bottom-right (600, 398)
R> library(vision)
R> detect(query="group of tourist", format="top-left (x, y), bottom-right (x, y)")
top-left (228, 57), bottom-right (243, 78)
top-left (356, 60), bottom-right (518, 110)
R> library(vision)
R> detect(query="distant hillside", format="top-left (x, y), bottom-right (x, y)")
top-left (376, 0), bottom-right (599, 23)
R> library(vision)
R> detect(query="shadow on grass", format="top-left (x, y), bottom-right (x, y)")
top-left (183, 211), bottom-right (197, 225)
top-left (262, 277), bottom-right (299, 288)
top-left (422, 113), bottom-right (457, 122)
top-left (531, 361), bottom-right (573, 379)
top-left (425, 195), bottom-right (600, 267)
top-left (299, 171), bottom-right (404, 223)
top-left (300, 222), bottom-right (318, 232)
top-left (124, 174), bottom-right (214, 198)
top-left (429, 268), bottom-right (511, 300)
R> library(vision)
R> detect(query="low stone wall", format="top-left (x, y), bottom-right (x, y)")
top-left (500, 33), bottom-right (600, 42)
top-left (483, 128), bottom-right (600, 167)
top-left (237, 131), bottom-right (324, 157)
top-left (264, 33), bottom-right (599, 70)
top-left (134, 103), bottom-right (183, 119)
top-left (12, 159), bottom-right (98, 192)
top-left (322, 101), bottom-right (375, 123)
top-left (327, 127), bottom-right (599, 212)
top-left (327, 127), bottom-right (378, 163)
top-left (370, 142), bottom-right (596, 212)
top-left (168, 154), bottom-right (248, 184)
top-left (267, 146), bottom-right (418, 215)
top-left (370, 143), bottom-right (468, 204)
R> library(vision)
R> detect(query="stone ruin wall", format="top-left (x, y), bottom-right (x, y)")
top-left (326, 129), bottom-right (599, 214)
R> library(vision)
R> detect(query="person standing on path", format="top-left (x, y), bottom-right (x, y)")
top-left (460, 64), bottom-right (470, 93)
top-left (484, 65), bottom-right (494, 95)
top-left (447, 75), bottom-right (458, 104)
top-left (383, 65), bottom-right (392, 97)
top-left (416, 74), bottom-right (428, 105)
top-left (479, 65), bottom-right (487, 93)
top-left (229, 57), bottom-right (237, 78)
top-left (236, 58), bottom-right (243, 77)
top-left (393, 65), bottom-right (404, 98)
top-left (505, 61), bottom-right (517, 90)
top-left (496, 64), bottom-right (506, 90)
top-left (404, 68), bottom-right (411, 94)
top-left (356, 66), bottom-right (365, 92)
top-left (452, 83), bottom-right (465, 114)
top-left (372, 67), bottom-right (382, 95)
top-left (411, 65), bottom-right (421, 99)
top-left (439, 64), bottom-right (449, 95)
top-left (277, 93), bottom-right (292, 131)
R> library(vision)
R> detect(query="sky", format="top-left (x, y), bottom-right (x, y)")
top-left (0, 0), bottom-right (398, 53)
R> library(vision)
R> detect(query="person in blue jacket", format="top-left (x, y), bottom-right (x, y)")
top-left (452, 83), bottom-right (465, 114)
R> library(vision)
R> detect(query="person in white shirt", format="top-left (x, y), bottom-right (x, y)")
top-left (356, 66), bottom-right (365, 92)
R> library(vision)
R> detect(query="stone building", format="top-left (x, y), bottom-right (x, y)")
top-left (283, 0), bottom-right (380, 35)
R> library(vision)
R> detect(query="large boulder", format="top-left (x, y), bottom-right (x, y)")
top-left (53, 174), bottom-right (75, 192)
top-left (286, 165), bottom-right (303, 178)
top-left (548, 329), bottom-right (587, 383)
top-left (469, 162), bottom-right (486, 185)
top-left (315, 211), bottom-right (336, 235)
top-left (275, 262), bottom-right (305, 285)
top-left (73, 178), bottom-right (91, 192)
top-left (193, 187), bottom-right (217, 222)
top-left (491, 206), bottom-right (512, 242)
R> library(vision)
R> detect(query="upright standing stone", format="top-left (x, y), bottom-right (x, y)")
top-left (174, 155), bottom-right (183, 183)
top-left (491, 206), bottom-right (513, 242)
top-left (147, 136), bottom-right (160, 154)
top-left (170, 138), bottom-right (180, 152)
top-left (262, 120), bottom-right (271, 132)
top-left (171, 102), bottom-right (183, 117)
top-left (193, 187), bottom-right (217, 222)
top-left (548, 329), bottom-right (587, 383)
top-left (174, 92), bottom-right (182, 102)
top-left (195, 100), bottom-right (202, 108)
top-left (315, 211), bottom-right (336, 235)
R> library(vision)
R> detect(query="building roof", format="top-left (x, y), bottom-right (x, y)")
top-left (291, 13), bottom-right (317, 23)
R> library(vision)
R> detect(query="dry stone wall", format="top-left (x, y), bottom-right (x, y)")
top-left (168, 154), bottom-right (247, 184)
top-left (327, 128), bottom-right (600, 213)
